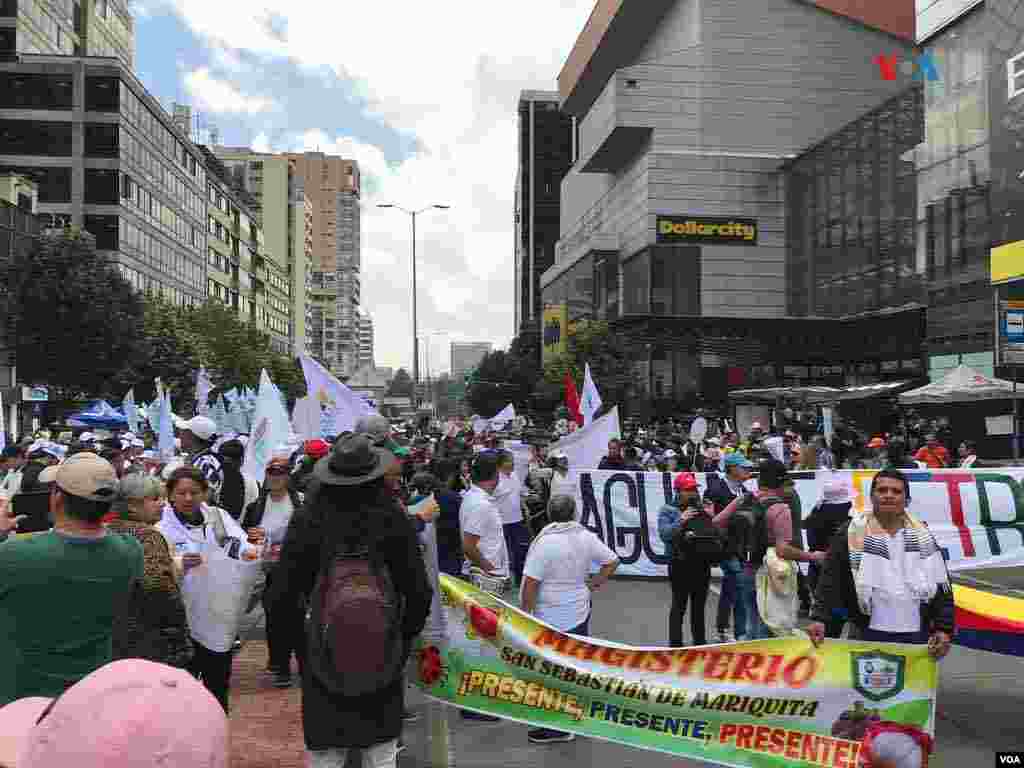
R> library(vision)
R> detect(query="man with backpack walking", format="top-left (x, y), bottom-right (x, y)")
top-left (658, 473), bottom-right (723, 647)
top-left (712, 459), bottom-right (825, 640)
top-left (264, 434), bottom-right (433, 768)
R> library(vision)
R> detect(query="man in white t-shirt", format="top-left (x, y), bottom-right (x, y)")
top-left (493, 450), bottom-right (530, 586)
top-left (460, 452), bottom-right (508, 579)
top-left (520, 494), bottom-right (619, 744)
top-left (458, 451), bottom-right (508, 723)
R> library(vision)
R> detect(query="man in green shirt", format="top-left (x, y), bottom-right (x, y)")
top-left (0, 452), bottom-right (143, 705)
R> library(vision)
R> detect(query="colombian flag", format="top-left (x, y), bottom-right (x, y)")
top-left (953, 584), bottom-right (1024, 658)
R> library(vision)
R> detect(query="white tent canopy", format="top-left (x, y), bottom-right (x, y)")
top-left (898, 365), bottom-right (1024, 405)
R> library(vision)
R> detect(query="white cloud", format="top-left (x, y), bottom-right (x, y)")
top-left (157, 1), bottom-right (596, 370)
top-left (183, 67), bottom-right (276, 114)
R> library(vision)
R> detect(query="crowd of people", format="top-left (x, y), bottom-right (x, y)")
top-left (0, 408), bottom-right (959, 767)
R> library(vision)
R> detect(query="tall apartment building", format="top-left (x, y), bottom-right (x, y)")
top-left (212, 147), bottom-right (313, 357)
top-left (284, 153), bottom-right (361, 378)
top-left (450, 341), bottom-right (492, 378)
top-left (1, 0), bottom-right (135, 69)
top-left (198, 145), bottom-right (289, 353)
top-left (515, 91), bottom-right (574, 336)
top-left (357, 309), bottom-right (373, 369)
top-left (0, 55), bottom-right (208, 306)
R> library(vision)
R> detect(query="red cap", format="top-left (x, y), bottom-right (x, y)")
top-left (304, 439), bottom-right (330, 460)
top-left (673, 472), bottom-right (699, 493)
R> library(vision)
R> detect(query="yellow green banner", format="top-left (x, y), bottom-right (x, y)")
top-left (412, 575), bottom-right (939, 768)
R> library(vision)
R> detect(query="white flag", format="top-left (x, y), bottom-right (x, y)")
top-left (195, 367), bottom-right (214, 415)
top-left (489, 404), bottom-right (516, 430)
top-left (299, 354), bottom-right (376, 436)
top-left (157, 392), bottom-right (175, 460)
top-left (122, 389), bottom-right (139, 434)
top-left (291, 395), bottom-right (322, 442)
top-left (242, 370), bottom-right (291, 484)
top-left (580, 363), bottom-right (603, 427)
top-left (0, 389), bottom-right (6, 453)
top-left (549, 406), bottom-right (620, 471)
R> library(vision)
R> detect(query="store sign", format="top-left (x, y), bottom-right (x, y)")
top-left (656, 216), bottom-right (757, 245)
top-left (541, 304), bottom-right (571, 364)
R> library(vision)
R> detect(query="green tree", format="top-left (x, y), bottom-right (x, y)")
top-left (387, 368), bottom-right (414, 398)
top-left (10, 227), bottom-right (147, 399)
top-left (541, 320), bottom-right (632, 416)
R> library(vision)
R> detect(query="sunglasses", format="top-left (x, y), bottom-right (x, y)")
top-left (266, 466), bottom-right (289, 475)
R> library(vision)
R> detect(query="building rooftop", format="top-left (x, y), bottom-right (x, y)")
top-left (557, 0), bottom-right (914, 116)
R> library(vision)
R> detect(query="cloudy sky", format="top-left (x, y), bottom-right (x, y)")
top-left (131, 1), bottom-right (596, 374)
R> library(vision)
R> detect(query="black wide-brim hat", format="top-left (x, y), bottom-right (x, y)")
top-left (313, 433), bottom-right (398, 486)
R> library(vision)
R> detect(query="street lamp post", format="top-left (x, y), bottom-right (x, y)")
top-left (377, 203), bottom-right (450, 407)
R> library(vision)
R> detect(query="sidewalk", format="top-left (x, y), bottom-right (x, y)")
top-left (228, 578), bottom-right (1022, 767)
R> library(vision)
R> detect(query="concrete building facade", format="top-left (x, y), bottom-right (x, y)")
top-left (358, 309), bottom-right (374, 369)
top-left (212, 147), bottom-right (313, 357)
top-left (514, 90), bottom-right (574, 336)
top-left (284, 153), bottom-right (362, 378)
top-left (198, 145), bottom-right (289, 353)
top-left (0, 55), bottom-right (208, 307)
top-left (1, 0), bottom-right (134, 69)
top-left (543, 0), bottom-right (927, 406)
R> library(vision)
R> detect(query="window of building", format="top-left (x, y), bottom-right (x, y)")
top-left (84, 214), bottom-right (119, 250)
top-left (84, 169), bottom-right (119, 204)
top-left (84, 122), bottom-right (119, 157)
top-left (0, 120), bottom-right (72, 156)
top-left (0, 72), bottom-right (74, 109)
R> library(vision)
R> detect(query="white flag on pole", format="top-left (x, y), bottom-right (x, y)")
top-left (299, 354), bottom-right (376, 436)
top-left (195, 367), bottom-right (214, 415)
top-left (580, 363), bottom-right (603, 427)
top-left (291, 395), bottom-right (322, 442)
top-left (489, 403), bottom-right (516, 430)
top-left (157, 392), bottom-right (175, 460)
top-left (242, 369), bottom-right (291, 484)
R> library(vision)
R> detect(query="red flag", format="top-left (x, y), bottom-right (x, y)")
top-left (564, 371), bottom-right (583, 426)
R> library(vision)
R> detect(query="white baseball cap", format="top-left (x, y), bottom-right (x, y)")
top-left (178, 416), bottom-right (217, 441)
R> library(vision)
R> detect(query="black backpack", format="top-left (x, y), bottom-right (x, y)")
top-left (731, 495), bottom-right (784, 567)
top-left (305, 542), bottom-right (406, 697)
top-left (673, 512), bottom-right (726, 565)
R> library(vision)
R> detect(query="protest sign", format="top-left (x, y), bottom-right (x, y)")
top-left (412, 575), bottom-right (938, 767)
top-left (561, 469), bottom-right (1024, 577)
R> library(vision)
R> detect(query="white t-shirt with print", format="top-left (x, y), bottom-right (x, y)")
top-left (260, 495), bottom-right (295, 545)
top-left (460, 485), bottom-right (509, 577)
top-left (523, 527), bottom-right (617, 631)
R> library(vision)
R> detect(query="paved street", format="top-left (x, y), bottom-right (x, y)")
top-left (234, 576), bottom-right (1023, 768)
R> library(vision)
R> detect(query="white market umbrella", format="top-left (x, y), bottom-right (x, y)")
top-left (898, 364), bottom-right (1024, 405)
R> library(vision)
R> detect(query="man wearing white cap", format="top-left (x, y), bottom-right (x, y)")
top-left (178, 416), bottom-right (224, 506)
top-left (0, 453), bottom-right (143, 705)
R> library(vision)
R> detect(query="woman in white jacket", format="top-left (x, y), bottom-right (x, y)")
top-left (156, 465), bottom-right (260, 713)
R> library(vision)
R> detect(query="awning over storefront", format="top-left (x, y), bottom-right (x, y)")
top-left (729, 380), bottom-right (914, 405)
top-left (899, 365), bottom-right (1024, 405)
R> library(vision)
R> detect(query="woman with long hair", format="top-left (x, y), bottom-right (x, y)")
top-left (264, 435), bottom-right (432, 768)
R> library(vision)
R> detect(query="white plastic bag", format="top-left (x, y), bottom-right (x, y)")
top-left (183, 545), bottom-right (263, 652)
top-left (756, 547), bottom-right (799, 636)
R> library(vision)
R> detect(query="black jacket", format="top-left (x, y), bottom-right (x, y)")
top-left (264, 490), bottom-right (433, 750)
top-left (810, 521), bottom-right (955, 636)
top-left (242, 487), bottom-right (304, 529)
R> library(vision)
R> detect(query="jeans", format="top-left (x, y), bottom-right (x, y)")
top-left (716, 558), bottom-right (745, 636)
top-left (264, 570), bottom-right (307, 674)
top-left (188, 640), bottom-right (233, 713)
top-left (503, 521), bottom-right (531, 586)
top-left (307, 739), bottom-right (398, 768)
top-left (736, 566), bottom-right (771, 640)
top-left (668, 561), bottom-right (711, 646)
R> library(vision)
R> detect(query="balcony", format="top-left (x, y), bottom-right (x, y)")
top-left (576, 75), bottom-right (653, 174)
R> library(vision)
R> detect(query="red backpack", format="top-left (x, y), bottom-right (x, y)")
top-left (306, 547), bottom-right (406, 697)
